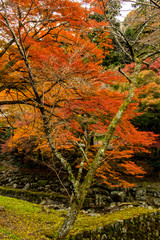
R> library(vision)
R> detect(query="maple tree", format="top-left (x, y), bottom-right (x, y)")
top-left (0, 0), bottom-right (159, 238)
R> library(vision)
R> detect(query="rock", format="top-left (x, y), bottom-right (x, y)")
top-left (139, 201), bottom-right (148, 207)
top-left (127, 204), bottom-right (134, 208)
top-left (135, 189), bottom-right (147, 201)
top-left (95, 194), bottom-right (110, 207)
top-left (110, 191), bottom-right (126, 202)
top-left (45, 185), bottom-right (51, 190)
top-left (156, 191), bottom-right (160, 198)
top-left (42, 202), bottom-right (65, 210)
top-left (13, 183), bottom-right (18, 188)
top-left (8, 178), bottom-right (12, 183)
top-left (46, 199), bottom-right (55, 205)
top-left (85, 209), bottom-right (100, 216)
top-left (40, 199), bottom-right (47, 205)
top-left (52, 204), bottom-right (65, 210)
top-left (41, 205), bottom-right (51, 213)
top-left (114, 220), bottom-right (124, 230)
top-left (147, 189), bottom-right (156, 197)
top-left (121, 227), bottom-right (127, 233)
top-left (87, 212), bottom-right (100, 216)
top-left (105, 196), bottom-right (113, 203)
top-left (109, 202), bottom-right (116, 208)
top-left (23, 183), bottom-right (30, 191)
top-left (152, 198), bottom-right (160, 207)
top-left (101, 234), bottom-right (107, 240)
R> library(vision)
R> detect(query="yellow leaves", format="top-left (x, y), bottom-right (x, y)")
top-left (139, 81), bottom-right (160, 110)
top-left (8, 126), bottom-right (33, 148)
top-left (138, 70), bottom-right (158, 85)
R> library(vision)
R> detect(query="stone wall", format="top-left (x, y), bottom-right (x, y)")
top-left (84, 183), bottom-right (160, 210)
top-left (0, 169), bottom-right (160, 210)
top-left (69, 211), bottom-right (160, 240)
top-left (1, 169), bottom-right (160, 239)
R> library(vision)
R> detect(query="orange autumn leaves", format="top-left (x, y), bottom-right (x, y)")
top-left (0, 0), bottom-right (157, 187)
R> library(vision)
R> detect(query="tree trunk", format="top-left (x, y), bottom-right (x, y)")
top-left (56, 78), bottom-right (138, 239)
top-left (56, 198), bottom-right (81, 239)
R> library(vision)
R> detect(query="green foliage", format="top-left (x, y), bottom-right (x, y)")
top-left (125, 27), bottom-right (134, 38)
top-left (132, 110), bottom-right (160, 171)
top-left (138, 70), bottom-right (158, 86)
top-left (0, 126), bottom-right (12, 141)
top-left (89, 13), bottom-right (105, 23)
top-left (37, 180), bottom-right (48, 186)
top-left (149, 149), bottom-right (160, 172)
top-left (0, 228), bottom-right (19, 240)
top-left (102, 50), bottom-right (125, 68)
top-left (132, 112), bottom-right (160, 134)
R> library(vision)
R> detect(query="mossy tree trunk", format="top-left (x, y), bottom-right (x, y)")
top-left (56, 62), bottom-right (142, 239)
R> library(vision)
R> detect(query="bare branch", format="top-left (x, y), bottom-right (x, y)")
top-left (150, 0), bottom-right (160, 8)
top-left (142, 50), bottom-right (160, 61)
top-left (0, 109), bottom-right (15, 129)
top-left (0, 99), bottom-right (36, 106)
top-left (75, 141), bottom-right (89, 166)
top-left (118, 67), bottom-right (132, 83)
top-left (0, 39), bottom-right (14, 57)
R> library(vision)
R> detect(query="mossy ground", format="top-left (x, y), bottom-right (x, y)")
top-left (0, 195), bottom-right (158, 239)
top-left (0, 196), bottom-right (63, 239)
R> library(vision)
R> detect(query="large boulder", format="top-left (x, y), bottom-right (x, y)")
top-left (135, 189), bottom-right (147, 201)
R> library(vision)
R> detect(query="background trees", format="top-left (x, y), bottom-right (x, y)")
top-left (118, 0), bottom-right (160, 175)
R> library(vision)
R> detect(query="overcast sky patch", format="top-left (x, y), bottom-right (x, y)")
top-left (117, 1), bottom-right (133, 21)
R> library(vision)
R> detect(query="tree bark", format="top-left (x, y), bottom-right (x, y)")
top-left (56, 199), bottom-right (81, 239)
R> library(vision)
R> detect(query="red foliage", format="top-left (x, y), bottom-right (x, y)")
top-left (0, 0), bottom-right (157, 187)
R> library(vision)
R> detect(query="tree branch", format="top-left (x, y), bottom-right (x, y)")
top-left (0, 39), bottom-right (14, 57)
top-left (142, 50), bottom-right (160, 61)
top-left (1, 0), bottom-right (78, 196)
top-left (150, 0), bottom-right (160, 8)
top-left (118, 67), bottom-right (132, 83)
